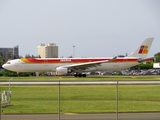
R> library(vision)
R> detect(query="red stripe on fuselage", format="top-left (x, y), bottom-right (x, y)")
top-left (21, 58), bottom-right (138, 63)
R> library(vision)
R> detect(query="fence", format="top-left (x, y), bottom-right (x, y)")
top-left (1, 81), bottom-right (160, 120)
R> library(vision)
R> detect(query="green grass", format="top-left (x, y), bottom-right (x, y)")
top-left (1, 75), bottom-right (160, 81)
top-left (1, 85), bottom-right (160, 114)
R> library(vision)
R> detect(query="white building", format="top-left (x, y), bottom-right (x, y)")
top-left (153, 63), bottom-right (160, 69)
top-left (38, 43), bottom-right (58, 58)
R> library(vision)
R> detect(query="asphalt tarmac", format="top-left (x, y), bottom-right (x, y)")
top-left (1, 80), bottom-right (160, 86)
top-left (1, 112), bottom-right (160, 120)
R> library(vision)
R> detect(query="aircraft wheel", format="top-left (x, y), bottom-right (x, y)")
top-left (82, 74), bottom-right (86, 77)
top-left (74, 73), bottom-right (86, 77)
top-left (74, 74), bottom-right (78, 77)
top-left (78, 74), bottom-right (82, 77)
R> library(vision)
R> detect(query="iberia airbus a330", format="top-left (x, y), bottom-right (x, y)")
top-left (2, 38), bottom-right (154, 77)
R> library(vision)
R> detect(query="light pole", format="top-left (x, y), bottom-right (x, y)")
top-left (73, 45), bottom-right (75, 58)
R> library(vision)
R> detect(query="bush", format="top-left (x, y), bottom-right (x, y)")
top-left (0, 72), bottom-right (3, 76)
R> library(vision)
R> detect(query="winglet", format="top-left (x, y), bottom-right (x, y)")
top-left (108, 56), bottom-right (117, 62)
top-left (127, 38), bottom-right (154, 58)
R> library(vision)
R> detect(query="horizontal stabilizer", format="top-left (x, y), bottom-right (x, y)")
top-left (138, 57), bottom-right (154, 63)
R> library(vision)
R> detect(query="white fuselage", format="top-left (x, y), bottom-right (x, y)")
top-left (2, 58), bottom-right (139, 73)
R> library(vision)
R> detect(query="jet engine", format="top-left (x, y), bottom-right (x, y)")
top-left (56, 67), bottom-right (72, 75)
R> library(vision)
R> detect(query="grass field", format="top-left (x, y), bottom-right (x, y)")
top-left (1, 75), bottom-right (160, 81)
top-left (1, 83), bottom-right (160, 114)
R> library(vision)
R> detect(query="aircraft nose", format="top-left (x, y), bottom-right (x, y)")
top-left (2, 64), bottom-right (7, 69)
top-left (2, 64), bottom-right (5, 68)
top-left (2, 63), bottom-right (13, 71)
top-left (2, 64), bottom-right (11, 70)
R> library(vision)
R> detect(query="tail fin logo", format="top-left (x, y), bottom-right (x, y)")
top-left (138, 45), bottom-right (148, 54)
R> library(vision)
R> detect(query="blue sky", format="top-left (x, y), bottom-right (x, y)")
top-left (0, 0), bottom-right (160, 57)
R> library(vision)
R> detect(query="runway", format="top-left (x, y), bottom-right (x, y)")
top-left (1, 80), bottom-right (160, 86)
top-left (1, 112), bottom-right (160, 120)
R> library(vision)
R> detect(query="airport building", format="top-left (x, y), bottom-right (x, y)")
top-left (153, 63), bottom-right (160, 69)
top-left (38, 43), bottom-right (58, 58)
top-left (0, 45), bottom-right (19, 59)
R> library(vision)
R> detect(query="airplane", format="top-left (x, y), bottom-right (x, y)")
top-left (2, 37), bottom-right (154, 77)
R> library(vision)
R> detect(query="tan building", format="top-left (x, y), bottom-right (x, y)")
top-left (38, 43), bottom-right (58, 58)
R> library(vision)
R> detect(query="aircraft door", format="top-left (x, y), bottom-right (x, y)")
top-left (124, 58), bottom-right (128, 66)
top-left (43, 60), bottom-right (49, 71)
top-left (14, 60), bottom-right (21, 72)
top-left (44, 60), bottom-right (49, 69)
top-left (44, 60), bottom-right (48, 65)
top-left (15, 60), bottom-right (20, 67)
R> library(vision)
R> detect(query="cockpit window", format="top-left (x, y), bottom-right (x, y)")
top-left (6, 62), bottom-right (11, 64)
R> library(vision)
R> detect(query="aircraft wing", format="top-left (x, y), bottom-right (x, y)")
top-left (138, 57), bottom-right (154, 63)
top-left (60, 56), bottom-right (117, 71)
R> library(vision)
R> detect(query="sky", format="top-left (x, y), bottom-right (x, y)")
top-left (0, 0), bottom-right (160, 58)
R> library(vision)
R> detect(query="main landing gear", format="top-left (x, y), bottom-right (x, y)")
top-left (74, 73), bottom-right (87, 77)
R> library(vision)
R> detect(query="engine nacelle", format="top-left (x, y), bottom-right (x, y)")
top-left (56, 67), bottom-right (69, 75)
